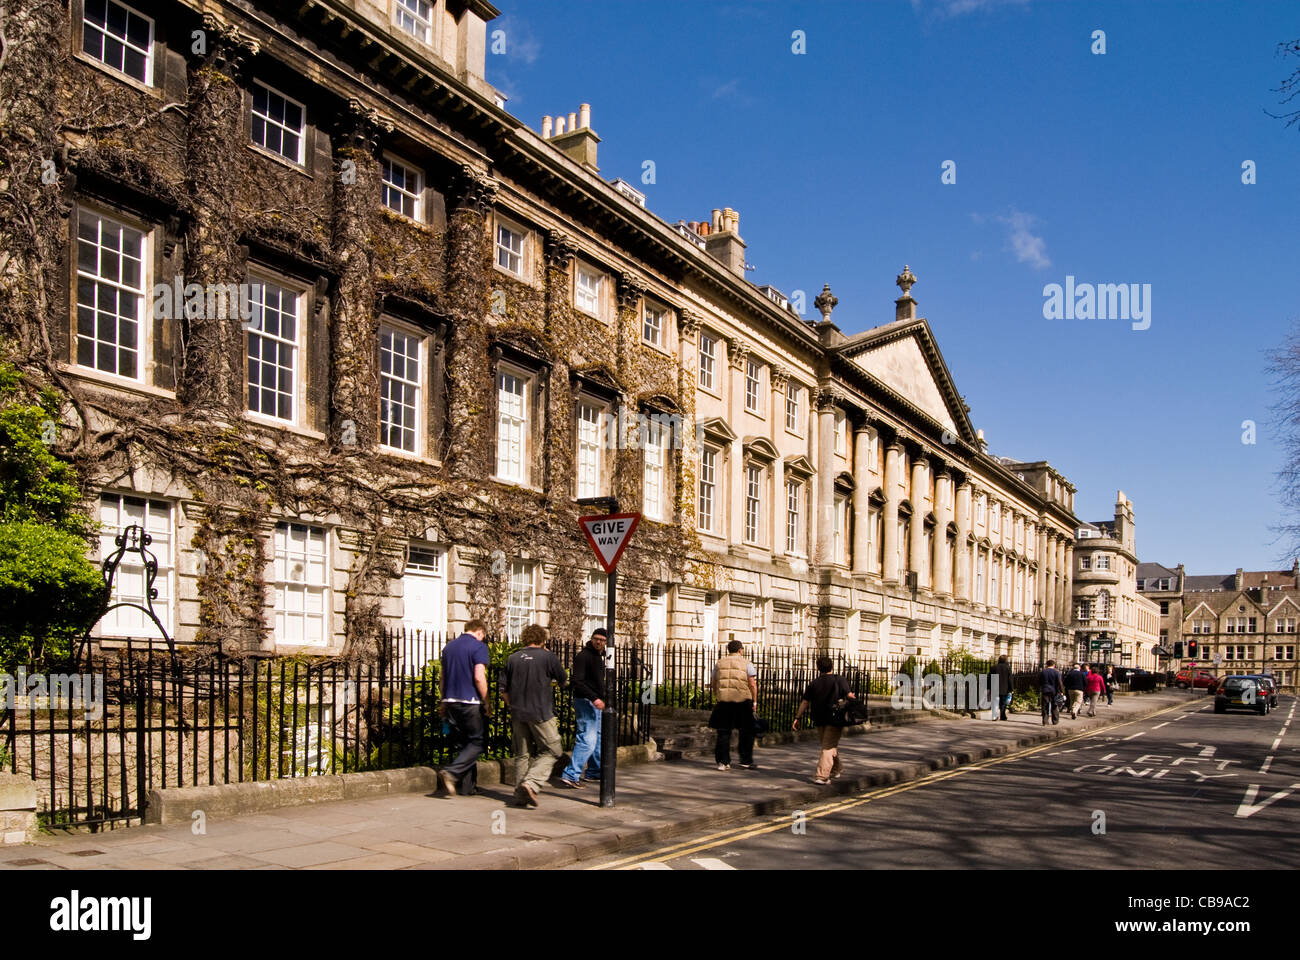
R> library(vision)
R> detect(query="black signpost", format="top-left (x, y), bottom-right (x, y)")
top-left (577, 498), bottom-right (640, 808)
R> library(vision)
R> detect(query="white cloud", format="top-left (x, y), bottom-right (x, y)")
top-left (711, 78), bottom-right (741, 100)
top-left (997, 209), bottom-right (1051, 270)
top-left (911, 0), bottom-right (1032, 18)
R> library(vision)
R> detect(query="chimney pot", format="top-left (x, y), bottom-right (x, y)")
top-left (542, 115), bottom-right (553, 138)
top-left (568, 111), bottom-right (577, 130)
top-left (711, 209), bottom-right (722, 231)
top-left (555, 116), bottom-right (566, 135)
top-left (698, 221), bottom-right (710, 236)
top-left (579, 103), bottom-right (591, 128)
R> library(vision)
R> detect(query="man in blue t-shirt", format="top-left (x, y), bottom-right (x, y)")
top-left (439, 619), bottom-right (490, 796)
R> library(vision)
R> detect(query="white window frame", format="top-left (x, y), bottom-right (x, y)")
top-left (785, 479), bottom-right (802, 556)
top-left (250, 81), bottom-right (306, 166)
top-left (495, 364), bottom-right (533, 485)
top-left (785, 382), bottom-right (800, 433)
top-left (833, 493), bottom-right (848, 565)
top-left (834, 410), bottom-right (846, 457)
top-left (97, 493), bottom-right (174, 638)
top-left (75, 208), bottom-right (149, 384)
top-left (698, 333), bottom-right (718, 392)
top-left (246, 274), bottom-right (304, 425)
top-left (1095, 554), bottom-right (1111, 571)
top-left (505, 561), bottom-right (535, 643)
top-left (643, 303), bottom-right (665, 348)
top-left (379, 322), bottom-right (424, 455)
top-left (575, 397), bottom-right (605, 499)
top-left (82, 0), bottom-right (155, 85)
top-left (574, 263), bottom-right (603, 317)
top-left (393, 0), bottom-right (434, 43)
top-left (744, 359), bottom-right (761, 414)
top-left (381, 153), bottom-right (423, 221)
top-left (273, 522), bottom-right (330, 647)
top-left (495, 219), bottom-right (527, 278)
top-left (698, 445), bottom-right (718, 534)
top-left (744, 463), bottom-right (762, 545)
top-left (585, 571), bottom-right (608, 638)
top-left (642, 416), bottom-right (668, 522)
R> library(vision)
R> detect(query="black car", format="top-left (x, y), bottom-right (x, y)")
top-left (1243, 675), bottom-right (1279, 708)
top-left (1214, 676), bottom-right (1270, 715)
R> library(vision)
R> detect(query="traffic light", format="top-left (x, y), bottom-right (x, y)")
top-left (1173, 641), bottom-right (1183, 658)
top-left (1188, 640), bottom-right (1198, 658)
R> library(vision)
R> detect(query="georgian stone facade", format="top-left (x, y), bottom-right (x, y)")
top-left (1071, 493), bottom-right (1160, 669)
top-left (9, 0), bottom-right (1080, 662)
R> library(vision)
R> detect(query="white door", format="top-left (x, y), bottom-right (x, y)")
top-left (646, 587), bottom-right (668, 684)
top-left (702, 596), bottom-right (719, 647)
top-left (401, 546), bottom-right (446, 670)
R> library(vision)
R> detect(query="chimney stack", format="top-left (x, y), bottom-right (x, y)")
top-left (1234, 567), bottom-right (1244, 591)
top-left (544, 103), bottom-right (600, 172)
top-left (702, 206), bottom-right (746, 275)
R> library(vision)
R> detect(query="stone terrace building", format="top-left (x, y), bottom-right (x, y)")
top-left (1071, 493), bottom-right (1160, 670)
top-left (2, 0), bottom-right (1078, 664)
top-left (1138, 562), bottom-right (1300, 690)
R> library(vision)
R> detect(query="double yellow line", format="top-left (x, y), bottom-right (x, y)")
top-left (592, 700), bottom-right (1191, 869)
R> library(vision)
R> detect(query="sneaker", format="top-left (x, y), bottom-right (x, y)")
top-left (813, 777), bottom-right (831, 785)
top-left (830, 771), bottom-right (842, 780)
top-left (582, 774), bottom-right (602, 782)
top-left (557, 777), bottom-right (581, 789)
top-left (738, 763), bottom-right (758, 770)
top-left (716, 763), bottom-right (731, 771)
top-left (438, 770), bottom-right (457, 797)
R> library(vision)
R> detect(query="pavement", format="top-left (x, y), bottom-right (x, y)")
top-left (0, 689), bottom-right (1195, 871)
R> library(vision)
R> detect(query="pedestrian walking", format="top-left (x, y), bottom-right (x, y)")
top-left (502, 624), bottom-right (567, 808)
top-left (559, 628), bottom-right (607, 789)
top-left (993, 654), bottom-right (1014, 721)
top-left (438, 619), bottom-right (490, 797)
top-left (793, 656), bottom-right (854, 784)
top-left (1064, 661), bottom-right (1087, 718)
top-left (1039, 659), bottom-right (1064, 726)
top-left (709, 639), bottom-right (758, 770)
top-left (1084, 665), bottom-right (1106, 717)
top-left (1104, 665), bottom-right (1115, 706)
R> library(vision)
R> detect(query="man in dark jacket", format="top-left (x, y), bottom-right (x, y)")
top-left (1064, 662), bottom-right (1087, 718)
top-left (559, 628), bottom-right (607, 788)
top-left (503, 624), bottom-right (567, 808)
top-left (992, 654), bottom-right (1014, 721)
top-left (1040, 659), bottom-right (1064, 726)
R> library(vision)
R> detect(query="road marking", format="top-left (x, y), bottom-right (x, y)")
top-left (593, 700), bottom-right (1191, 870)
top-left (1235, 782), bottom-right (1300, 819)
top-left (691, 857), bottom-right (736, 870)
top-left (1152, 722), bottom-right (1169, 729)
top-left (638, 862), bottom-right (672, 870)
top-left (1122, 732), bottom-right (1145, 740)
top-left (1272, 737), bottom-right (1283, 751)
top-left (1259, 757), bottom-right (1273, 775)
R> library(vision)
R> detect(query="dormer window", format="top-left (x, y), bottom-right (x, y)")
top-left (394, 0), bottom-right (434, 43)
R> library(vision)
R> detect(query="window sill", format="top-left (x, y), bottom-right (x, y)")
top-left (244, 412), bottom-right (326, 441)
top-left (492, 262), bottom-right (533, 286)
top-left (74, 51), bottom-right (160, 97)
top-left (247, 143), bottom-right (310, 177)
top-left (64, 365), bottom-right (176, 401)
top-left (492, 476), bottom-right (543, 495)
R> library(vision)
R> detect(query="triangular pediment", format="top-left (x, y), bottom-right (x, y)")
top-left (1267, 596), bottom-right (1300, 616)
top-left (837, 320), bottom-right (968, 439)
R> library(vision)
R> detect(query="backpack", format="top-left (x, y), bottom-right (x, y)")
top-left (829, 695), bottom-right (868, 727)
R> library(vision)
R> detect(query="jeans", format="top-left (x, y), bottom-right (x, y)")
top-left (713, 700), bottom-right (755, 766)
top-left (1000, 692), bottom-right (1012, 720)
top-left (1106, 686), bottom-right (1114, 705)
top-left (563, 698), bottom-right (601, 783)
top-left (443, 702), bottom-right (486, 794)
top-left (1041, 692), bottom-right (1060, 725)
top-left (511, 716), bottom-right (563, 793)
top-left (815, 725), bottom-right (842, 780)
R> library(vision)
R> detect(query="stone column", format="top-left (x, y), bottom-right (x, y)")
top-left (883, 441), bottom-right (903, 583)
top-left (1037, 524), bottom-right (1049, 621)
top-left (613, 272), bottom-right (646, 508)
top-left (541, 231), bottom-right (577, 501)
top-left (770, 366), bottom-right (789, 560)
top-left (1062, 543), bottom-right (1074, 623)
top-left (934, 467), bottom-right (953, 596)
top-left (909, 455), bottom-right (929, 588)
top-left (852, 423), bottom-right (873, 575)
top-left (677, 310), bottom-right (700, 529)
top-left (954, 481), bottom-right (971, 600)
top-left (443, 164), bottom-right (498, 482)
top-left (815, 389), bottom-right (837, 565)
top-left (727, 340), bottom-right (750, 547)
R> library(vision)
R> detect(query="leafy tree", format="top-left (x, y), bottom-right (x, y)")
top-left (0, 361), bottom-right (105, 669)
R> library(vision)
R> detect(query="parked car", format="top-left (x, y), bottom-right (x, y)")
top-left (1174, 668), bottom-right (1217, 690)
top-left (1214, 676), bottom-right (1270, 715)
top-left (1243, 675), bottom-right (1279, 708)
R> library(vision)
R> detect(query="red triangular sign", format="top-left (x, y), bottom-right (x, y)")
top-left (579, 513), bottom-right (641, 574)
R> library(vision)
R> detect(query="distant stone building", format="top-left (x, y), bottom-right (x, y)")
top-left (1071, 493), bottom-right (1161, 669)
top-left (1137, 562), bottom-right (1300, 690)
top-left (2, 0), bottom-right (1080, 665)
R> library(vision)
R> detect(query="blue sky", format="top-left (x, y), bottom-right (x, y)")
top-left (485, 0), bottom-right (1300, 573)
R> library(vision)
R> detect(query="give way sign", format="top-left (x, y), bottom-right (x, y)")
top-left (579, 513), bottom-right (641, 574)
